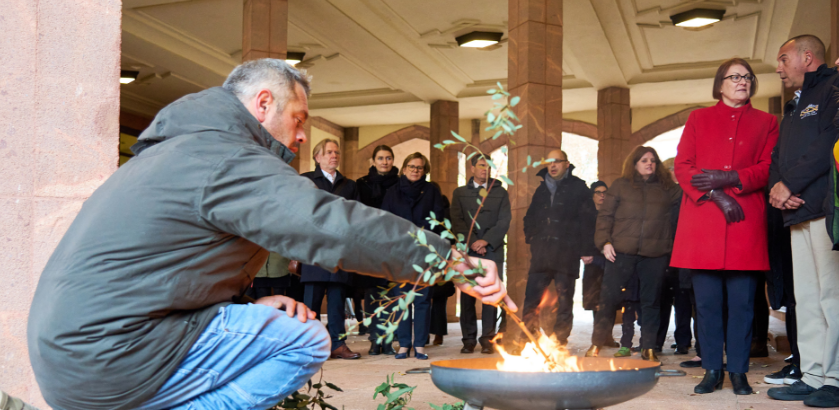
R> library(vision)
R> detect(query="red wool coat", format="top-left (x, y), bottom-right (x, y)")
top-left (671, 101), bottom-right (779, 271)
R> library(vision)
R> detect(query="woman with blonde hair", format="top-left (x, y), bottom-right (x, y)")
top-left (586, 146), bottom-right (682, 362)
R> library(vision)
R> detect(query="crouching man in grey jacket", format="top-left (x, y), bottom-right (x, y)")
top-left (26, 59), bottom-right (514, 410)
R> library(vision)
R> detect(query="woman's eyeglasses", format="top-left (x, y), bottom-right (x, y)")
top-left (724, 74), bottom-right (755, 83)
top-left (405, 165), bottom-right (424, 172)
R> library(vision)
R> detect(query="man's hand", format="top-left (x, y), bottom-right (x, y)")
top-left (449, 250), bottom-right (517, 312)
top-left (784, 194), bottom-right (805, 210)
top-left (471, 239), bottom-right (489, 255)
top-left (603, 244), bottom-right (616, 263)
top-left (581, 256), bottom-right (594, 265)
top-left (255, 295), bottom-right (316, 323)
top-left (769, 181), bottom-right (793, 209)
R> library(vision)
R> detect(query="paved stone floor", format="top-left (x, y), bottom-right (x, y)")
top-left (314, 304), bottom-right (803, 410)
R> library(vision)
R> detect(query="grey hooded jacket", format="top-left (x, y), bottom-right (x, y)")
top-left (27, 87), bottom-right (449, 410)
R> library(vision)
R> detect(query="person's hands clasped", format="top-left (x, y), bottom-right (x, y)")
top-left (255, 295), bottom-right (316, 323)
top-left (602, 243), bottom-right (616, 263)
top-left (769, 181), bottom-right (794, 209)
top-left (709, 190), bottom-right (745, 223)
top-left (449, 249), bottom-right (517, 312)
top-left (470, 239), bottom-right (489, 256)
top-left (691, 169), bottom-right (740, 191)
top-left (784, 194), bottom-right (805, 210)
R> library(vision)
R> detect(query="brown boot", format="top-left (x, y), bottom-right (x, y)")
top-left (641, 349), bottom-right (660, 363)
top-left (433, 334), bottom-right (444, 345)
top-left (330, 344), bottom-right (361, 360)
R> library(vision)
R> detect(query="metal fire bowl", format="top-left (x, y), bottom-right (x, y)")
top-left (426, 357), bottom-right (669, 410)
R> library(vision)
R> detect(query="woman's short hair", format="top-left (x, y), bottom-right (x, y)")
top-left (372, 145), bottom-right (394, 160)
top-left (712, 58), bottom-right (758, 100)
top-left (400, 152), bottom-right (431, 176)
top-left (621, 145), bottom-right (675, 189)
top-left (312, 138), bottom-right (339, 159)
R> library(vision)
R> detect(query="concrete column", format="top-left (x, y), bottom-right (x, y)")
top-left (430, 100), bottom-right (459, 199)
top-left (596, 87), bottom-right (631, 185)
top-left (242, 0), bottom-right (288, 62)
top-left (0, 1), bottom-right (120, 406)
top-left (343, 127), bottom-right (363, 182)
top-left (506, 0), bottom-right (564, 321)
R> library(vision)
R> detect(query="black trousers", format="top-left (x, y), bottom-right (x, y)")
top-left (692, 270), bottom-right (757, 373)
top-left (245, 275), bottom-right (305, 302)
top-left (752, 274), bottom-right (770, 349)
top-left (396, 286), bottom-right (431, 349)
top-left (621, 300), bottom-right (640, 348)
top-left (304, 282), bottom-right (347, 349)
top-left (430, 285), bottom-right (452, 336)
top-left (657, 268), bottom-right (694, 349)
top-left (461, 257), bottom-right (505, 347)
top-left (592, 254), bottom-right (668, 349)
top-left (522, 270), bottom-right (576, 344)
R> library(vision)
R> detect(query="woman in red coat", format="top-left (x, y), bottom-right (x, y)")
top-left (672, 58), bottom-right (779, 396)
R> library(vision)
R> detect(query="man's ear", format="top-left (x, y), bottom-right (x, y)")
top-left (252, 89), bottom-right (274, 123)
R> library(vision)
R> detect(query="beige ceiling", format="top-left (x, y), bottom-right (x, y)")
top-left (120, 0), bottom-right (831, 127)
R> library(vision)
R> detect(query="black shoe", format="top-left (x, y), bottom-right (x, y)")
top-left (768, 380), bottom-right (818, 401)
top-left (729, 372), bottom-right (753, 395)
top-left (609, 339), bottom-right (620, 348)
top-left (750, 340), bottom-right (769, 358)
top-left (694, 370), bottom-right (725, 394)
top-left (630, 346), bottom-right (642, 353)
top-left (785, 354), bottom-right (793, 363)
top-left (671, 342), bottom-right (678, 349)
top-left (764, 364), bottom-right (799, 385)
top-left (481, 345), bottom-right (494, 354)
top-left (654, 346), bottom-right (663, 353)
top-left (641, 349), bottom-right (660, 363)
top-left (368, 342), bottom-right (382, 356)
top-left (461, 345), bottom-right (476, 354)
top-left (804, 386), bottom-right (839, 407)
top-left (382, 343), bottom-right (396, 355)
top-left (681, 359), bottom-right (702, 368)
top-left (675, 345), bottom-right (690, 355)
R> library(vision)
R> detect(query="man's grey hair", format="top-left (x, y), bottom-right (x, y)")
top-left (783, 35), bottom-right (826, 63)
top-left (313, 138), bottom-right (339, 159)
top-left (223, 58), bottom-right (312, 108)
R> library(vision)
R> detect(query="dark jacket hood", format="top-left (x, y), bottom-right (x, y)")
top-left (131, 87), bottom-right (296, 164)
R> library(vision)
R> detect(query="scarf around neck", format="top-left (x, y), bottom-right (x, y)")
top-left (366, 165), bottom-right (399, 199)
top-left (399, 174), bottom-right (428, 200)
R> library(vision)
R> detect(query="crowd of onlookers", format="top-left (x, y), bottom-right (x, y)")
top-left (243, 34), bottom-right (839, 407)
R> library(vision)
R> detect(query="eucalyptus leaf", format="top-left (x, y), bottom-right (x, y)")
top-left (510, 96), bottom-right (521, 106)
top-left (416, 230), bottom-right (427, 245)
top-left (412, 264), bottom-right (423, 273)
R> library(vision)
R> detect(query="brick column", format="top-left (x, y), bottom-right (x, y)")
top-left (343, 127), bottom-right (363, 182)
top-left (596, 87), bottom-right (631, 185)
top-left (430, 101), bottom-right (459, 199)
top-left (832, 0), bottom-right (839, 65)
top-left (242, 0), bottom-right (288, 61)
top-left (506, 0), bottom-right (564, 322)
top-left (0, 1), bottom-right (120, 406)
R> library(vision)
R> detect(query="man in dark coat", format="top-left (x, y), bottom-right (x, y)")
top-left (450, 156), bottom-right (512, 354)
top-left (26, 59), bottom-right (514, 410)
top-left (768, 35), bottom-right (839, 406)
top-left (521, 150), bottom-right (595, 346)
top-left (300, 139), bottom-right (361, 360)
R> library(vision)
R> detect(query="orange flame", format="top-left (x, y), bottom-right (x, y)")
top-left (495, 330), bottom-right (582, 373)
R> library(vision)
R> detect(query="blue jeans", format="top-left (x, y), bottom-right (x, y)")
top-left (137, 303), bottom-right (331, 410)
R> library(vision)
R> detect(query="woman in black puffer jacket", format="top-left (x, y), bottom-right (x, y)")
top-left (356, 145), bottom-right (399, 356)
top-left (381, 152), bottom-right (445, 360)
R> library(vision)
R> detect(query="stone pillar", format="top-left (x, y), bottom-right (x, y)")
top-left (832, 0), bottom-right (839, 65)
top-left (596, 87), bottom-right (631, 185)
top-left (242, 0), bottom-right (288, 62)
top-left (343, 127), bottom-right (363, 182)
top-left (0, 1), bottom-right (120, 406)
top-left (506, 0), bottom-right (564, 326)
top-left (430, 101), bottom-right (459, 199)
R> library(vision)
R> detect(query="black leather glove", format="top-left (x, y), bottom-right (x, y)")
top-left (691, 169), bottom-right (740, 191)
top-left (708, 190), bottom-right (744, 223)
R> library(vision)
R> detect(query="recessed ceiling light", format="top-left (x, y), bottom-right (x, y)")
top-left (120, 70), bottom-right (139, 84)
top-left (455, 31), bottom-right (503, 48)
top-left (285, 52), bottom-right (306, 66)
top-left (670, 8), bottom-right (726, 28)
